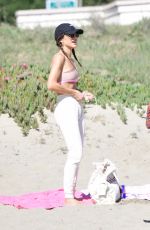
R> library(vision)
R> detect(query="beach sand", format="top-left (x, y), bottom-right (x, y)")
top-left (0, 105), bottom-right (150, 230)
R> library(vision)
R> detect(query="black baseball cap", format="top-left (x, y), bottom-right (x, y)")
top-left (54, 23), bottom-right (84, 41)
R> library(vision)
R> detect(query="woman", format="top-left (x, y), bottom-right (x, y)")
top-left (47, 23), bottom-right (94, 205)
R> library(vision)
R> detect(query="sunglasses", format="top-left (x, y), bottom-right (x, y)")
top-left (66, 33), bottom-right (79, 38)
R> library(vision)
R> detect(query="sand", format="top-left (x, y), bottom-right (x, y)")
top-left (0, 104), bottom-right (150, 230)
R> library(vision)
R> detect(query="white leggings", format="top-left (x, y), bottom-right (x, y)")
top-left (54, 95), bottom-right (84, 198)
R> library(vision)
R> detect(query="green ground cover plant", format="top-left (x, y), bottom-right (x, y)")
top-left (0, 19), bottom-right (150, 134)
top-left (0, 64), bottom-right (56, 135)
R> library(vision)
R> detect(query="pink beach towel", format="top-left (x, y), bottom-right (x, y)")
top-left (0, 189), bottom-right (93, 209)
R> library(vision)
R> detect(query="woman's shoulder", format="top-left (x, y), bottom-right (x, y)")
top-left (51, 52), bottom-right (65, 69)
top-left (52, 52), bottom-right (65, 63)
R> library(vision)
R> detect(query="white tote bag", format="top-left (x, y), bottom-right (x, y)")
top-left (88, 159), bottom-right (121, 204)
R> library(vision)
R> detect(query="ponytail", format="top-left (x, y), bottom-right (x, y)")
top-left (72, 49), bottom-right (82, 67)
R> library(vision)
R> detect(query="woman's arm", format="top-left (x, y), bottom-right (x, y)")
top-left (47, 53), bottom-right (83, 101)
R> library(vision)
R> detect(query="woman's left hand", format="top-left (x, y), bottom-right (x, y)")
top-left (82, 91), bottom-right (94, 102)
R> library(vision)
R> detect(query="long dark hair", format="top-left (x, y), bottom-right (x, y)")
top-left (56, 37), bottom-right (82, 67)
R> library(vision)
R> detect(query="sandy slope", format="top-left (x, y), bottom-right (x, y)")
top-left (0, 105), bottom-right (150, 230)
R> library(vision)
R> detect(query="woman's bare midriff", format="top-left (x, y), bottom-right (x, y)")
top-left (62, 82), bottom-right (77, 89)
top-left (57, 82), bottom-right (77, 95)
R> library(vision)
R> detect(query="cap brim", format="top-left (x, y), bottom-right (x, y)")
top-left (76, 29), bottom-right (84, 34)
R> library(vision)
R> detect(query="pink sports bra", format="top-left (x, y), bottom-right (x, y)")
top-left (60, 68), bottom-right (79, 84)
